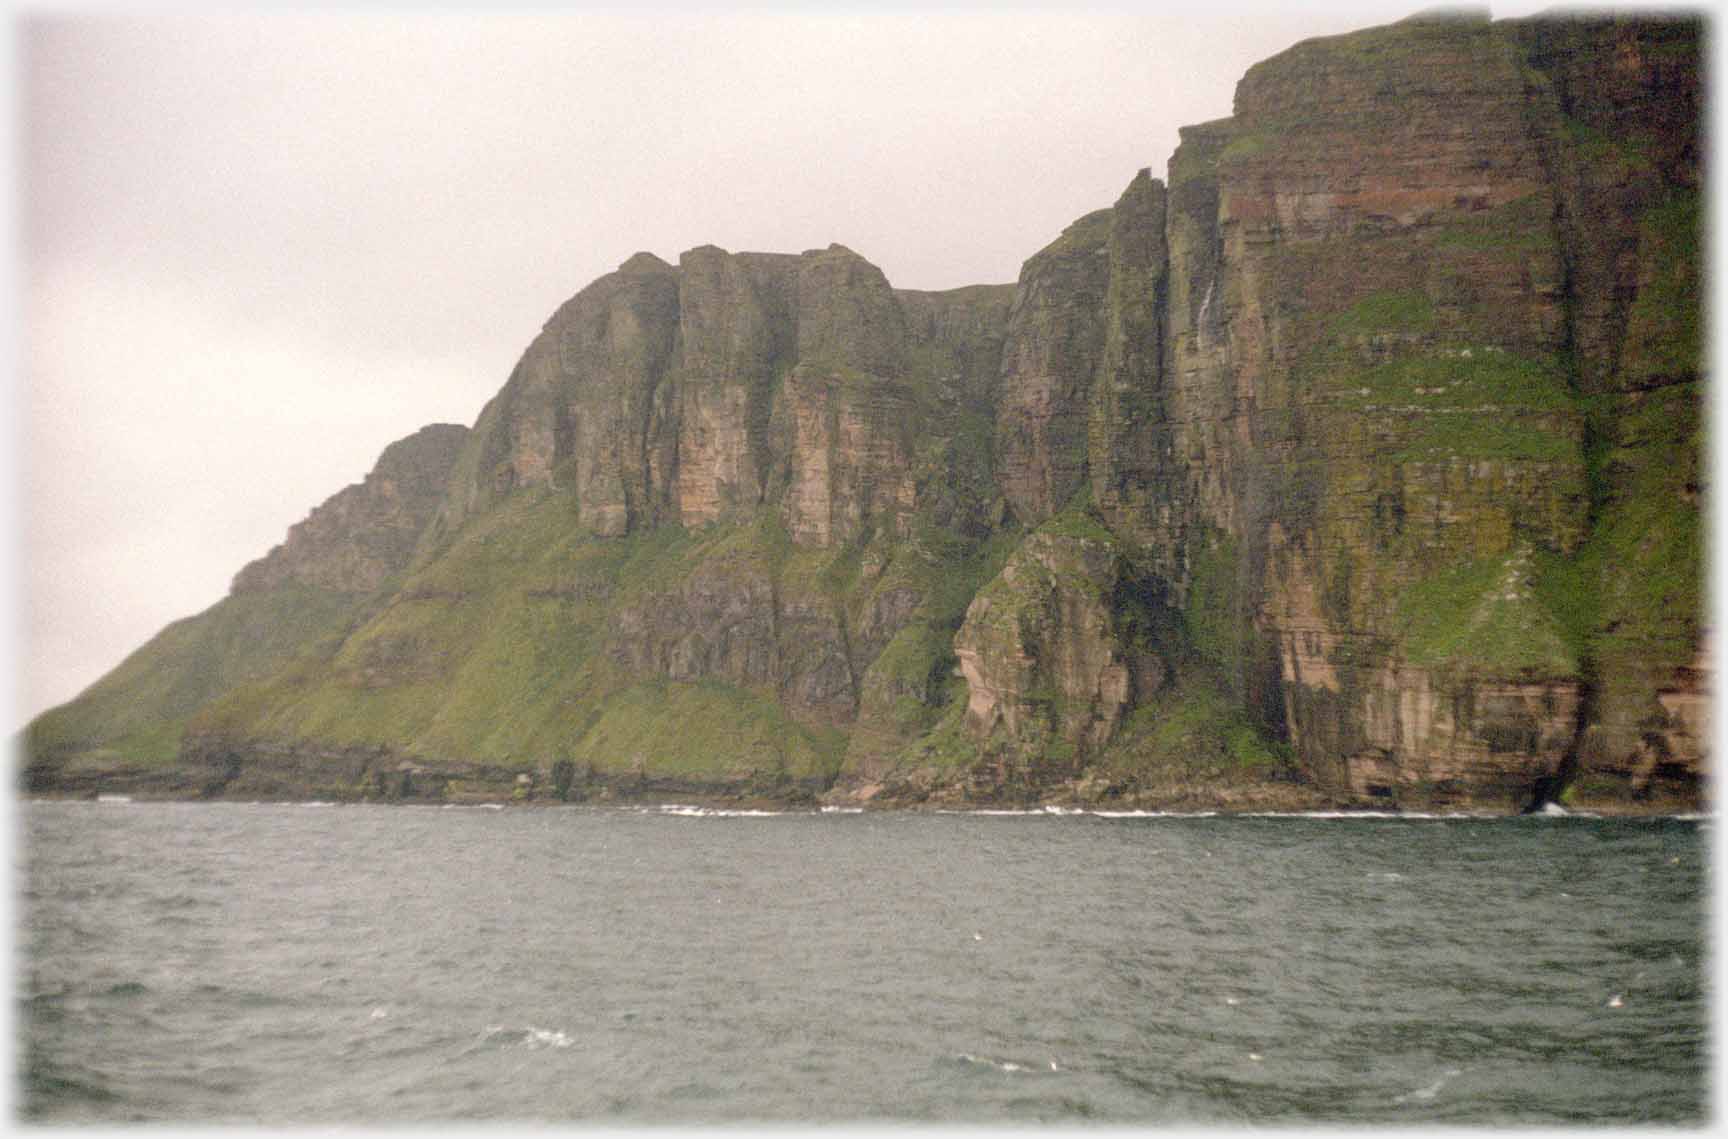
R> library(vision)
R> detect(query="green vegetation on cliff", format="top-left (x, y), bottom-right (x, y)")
top-left (23, 10), bottom-right (1703, 812)
top-left (26, 586), bottom-right (366, 780)
top-left (1097, 672), bottom-right (1289, 785)
top-left (1397, 551), bottom-right (1576, 675)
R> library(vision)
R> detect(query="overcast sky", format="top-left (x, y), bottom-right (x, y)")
top-left (11, 2), bottom-right (1620, 727)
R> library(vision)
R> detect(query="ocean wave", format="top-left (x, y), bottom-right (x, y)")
top-left (1395, 1067), bottom-right (1463, 1105)
top-left (820, 806), bottom-right (864, 814)
top-left (1527, 806), bottom-right (1601, 820)
top-left (653, 805), bottom-right (785, 817)
top-left (1240, 810), bottom-right (1458, 820)
top-left (934, 809), bottom-right (1044, 816)
top-left (954, 1052), bottom-right (1060, 1074)
top-left (481, 1025), bottom-right (573, 1050)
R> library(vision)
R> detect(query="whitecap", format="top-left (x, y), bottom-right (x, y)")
top-left (657, 805), bottom-right (784, 818)
top-left (1395, 1068), bottom-right (1462, 1105)
top-left (1241, 810), bottom-right (1452, 819)
top-left (480, 1024), bottom-right (572, 1049)
top-left (95, 795), bottom-right (132, 804)
top-left (1091, 810), bottom-right (1219, 818)
top-left (956, 1052), bottom-right (1033, 1073)
top-left (820, 806), bottom-right (863, 814)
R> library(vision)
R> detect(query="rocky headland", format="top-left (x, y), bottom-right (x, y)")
top-left (24, 10), bottom-right (1705, 814)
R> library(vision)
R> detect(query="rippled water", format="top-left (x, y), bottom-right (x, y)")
top-left (17, 801), bottom-right (1709, 1124)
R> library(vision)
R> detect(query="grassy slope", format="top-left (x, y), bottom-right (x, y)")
top-left (196, 487), bottom-right (848, 783)
top-left (25, 586), bottom-right (366, 777)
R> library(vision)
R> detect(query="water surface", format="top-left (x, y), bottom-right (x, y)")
top-left (18, 802), bottom-right (1709, 1123)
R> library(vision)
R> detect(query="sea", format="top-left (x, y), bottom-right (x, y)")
top-left (15, 800), bottom-right (1711, 1125)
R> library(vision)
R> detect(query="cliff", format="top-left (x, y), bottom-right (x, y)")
top-left (23, 10), bottom-right (1705, 813)
top-left (24, 423), bottom-right (469, 794)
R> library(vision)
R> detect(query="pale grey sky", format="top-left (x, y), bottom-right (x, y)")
top-left (12, 2), bottom-right (1621, 726)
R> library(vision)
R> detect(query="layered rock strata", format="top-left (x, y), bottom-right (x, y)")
top-left (25, 10), bottom-right (1705, 812)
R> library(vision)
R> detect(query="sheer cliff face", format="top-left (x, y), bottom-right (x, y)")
top-left (942, 10), bottom-right (1702, 810)
top-left (1174, 12), bottom-right (1702, 808)
top-left (437, 243), bottom-right (1000, 551)
top-left (28, 12), bottom-right (1704, 811)
top-left (1166, 15), bottom-right (1592, 806)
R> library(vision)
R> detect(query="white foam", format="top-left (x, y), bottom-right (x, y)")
top-left (1530, 807), bottom-right (1600, 819)
top-left (95, 794), bottom-right (132, 804)
top-left (655, 805), bottom-right (784, 817)
top-left (481, 1024), bottom-right (573, 1049)
top-left (1395, 1068), bottom-right (1462, 1105)
top-left (1241, 810), bottom-right (1457, 819)
top-left (934, 809), bottom-right (1042, 816)
top-left (525, 1027), bottom-right (572, 1049)
top-left (820, 806), bottom-right (864, 814)
top-left (957, 1053), bottom-right (1033, 1073)
top-left (1092, 810), bottom-right (1219, 818)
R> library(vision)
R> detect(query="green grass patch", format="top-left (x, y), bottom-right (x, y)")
top-left (1430, 193), bottom-right (1556, 253)
top-left (1037, 499), bottom-right (1114, 544)
top-left (894, 697), bottom-right (980, 770)
top-left (1183, 531), bottom-right (1245, 672)
top-left (565, 678), bottom-right (845, 782)
top-left (1393, 414), bottom-right (1579, 463)
top-left (868, 622), bottom-right (953, 694)
top-left (1099, 672), bottom-right (1286, 778)
top-left (1396, 553), bottom-right (1576, 674)
top-left (27, 585), bottom-right (365, 770)
top-left (1217, 128), bottom-right (1273, 166)
top-left (1328, 290), bottom-right (1438, 337)
top-left (1330, 351), bottom-right (1575, 411)
top-left (1560, 116), bottom-right (1655, 183)
top-left (1621, 191), bottom-right (1703, 382)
